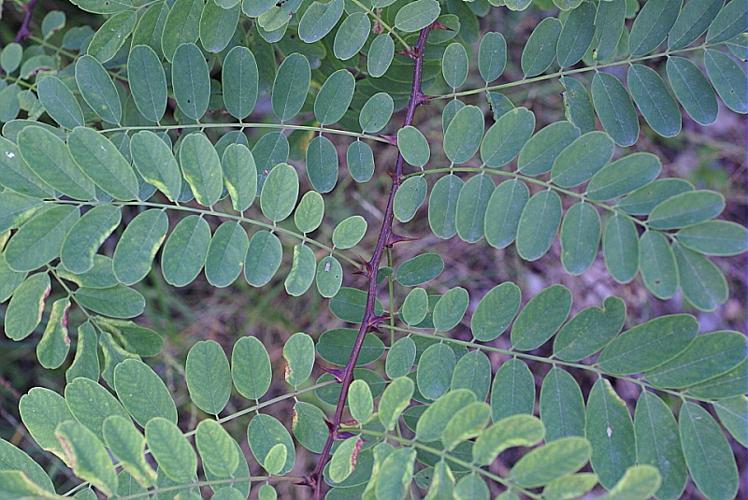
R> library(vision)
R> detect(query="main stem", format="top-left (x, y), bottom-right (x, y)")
top-left (308, 24), bottom-right (432, 499)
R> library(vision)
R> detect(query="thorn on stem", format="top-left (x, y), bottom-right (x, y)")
top-left (387, 232), bottom-right (418, 247)
top-left (320, 366), bottom-right (345, 383)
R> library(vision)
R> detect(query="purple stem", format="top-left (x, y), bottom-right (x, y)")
top-left (308, 24), bottom-right (433, 499)
top-left (15, 0), bottom-right (38, 42)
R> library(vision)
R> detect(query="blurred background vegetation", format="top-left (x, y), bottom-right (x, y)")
top-left (1, 0), bottom-right (745, 497)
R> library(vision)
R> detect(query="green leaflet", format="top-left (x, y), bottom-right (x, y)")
top-left (0, 251), bottom-right (26, 304)
top-left (113, 209), bottom-right (168, 285)
top-left (260, 163), bottom-right (299, 222)
top-left (484, 180), bottom-right (529, 250)
top-left (706, 0), bottom-right (748, 43)
top-left (87, 11), bottom-right (136, 62)
top-left (272, 53), bottom-right (310, 122)
top-left (395, 252), bottom-right (444, 286)
top-left (68, 127), bottom-right (140, 200)
top-left (443, 105), bottom-right (484, 164)
top-left (375, 447), bottom-right (416, 500)
top-left (186, 340), bottom-right (232, 415)
top-left (472, 414), bottom-right (545, 466)
top-left (329, 436), bottom-right (361, 483)
top-left (114, 359), bottom-right (178, 426)
top-left (455, 174), bottom-right (494, 243)
top-left (349, 379), bottom-right (373, 423)
top-left (306, 135), bottom-right (338, 193)
top-left (713, 396), bottom-right (748, 447)
top-left (103, 416), bottom-right (155, 488)
top-left (75, 55), bottom-right (122, 124)
top-left (605, 465), bottom-right (662, 500)
top-left (432, 287), bottom-right (469, 331)
top-left (284, 244), bottom-right (316, 296)
top-left (205, 221), bottom-right (249, 288)
top-left (428, 174), bottom-right (463, 239)
top-left (553, 296), bottom-right (626, 361)
top-left (0, 192), bottom-right (42, 233)
top-left (66, 321), bottom-right (100, 382)
top-left (556, 1), bottom-right (595, 68)
top-left (627, 64), bottom-right (682, 137)
top-left (294, 191), bottom-right (324, 234)
top-left (359, 92), bottom-right (394, 134)
top-left (668, 0), bottom-right (722, 49)
top-left (480, 107), bottom-right (535, 168)
top-left (130, 131), bottom-right (182, 202)
top-left (332, 215), bottom-right (367, 250)
top-left (591, 72), bottom-right (639, 147)
top-left (394, 175), bottom-right (427, 223)
top-left (132, 1), bottom-right (169, 54)
top-left (55, 421), bottom-right (119, 496)
top-left (561, 76), bottom-right (595, 133)
top-left (633, 392), bottom-right (687, 499)
top-left (517, 121), bottom-right (580, 176)
top-left (585, 379), bottom-right (635, 489)
top-left (75, 285), bottom-right (145, 318)
top-left (552, 131), bottom-right (614, 188)
top-left (317, 328), bottom-right (383, 366)
top-left (560, 202), bottom-right (600, 275)
top-left (541, 473), bottom-right (597, 500)
top-left (586, 152), bottom-right (662, 201)
top-left (617, 177), bottom-right (694, 216)
top-left (490, 359), bottom-right (535, 421)
top-left (36, 298), bottom-right (71, 369)
top-left (511, 284), bottom-right (571, 351)
top-left (386, 337), bottom-right (416, 379)
top-left (283, 332), bottom-right (315, 386)
top-left (198, 0), bottom-right (239, 53)
top-left (602, 214), bottom-right (639, 284)
top-left (597, 313), bottom-right (698, 375)
top-left (37, 76), bottom-right (84, 129)
top-left (416, 390), bottom-right (476, 443)
top-left (231, 336), bottom-right (272, 400)
top-left (521, 17), bottom-right (561, 77)
top-left (347, 141), bottom-right (375, 183)
top-left (247, 414), bottom-right (295, 475)
top-left (515, 190), bottom-right (562, 262)
top-left (470, 282), bottom-right (521, 342)
top-left (5, 205), bottom-right (79, 272)
top-left (333, 13), bottom-right (370, 61)
top-left (4, 272), bottom-right (50, 341)
top-left (673, 242), bottom-right (728, 311)
top-left (679, 402), bottom-right (738, 499)
top-left (398, 126), bottom-right (430, 168)
top-left (314, 70), bottom-right (355, 126)
top-left (297, 0), bottom-right (344, 43)
top-left (145, 417), bottom-right (197, 483)
top-left (17, 125), bottom-right (95, 200)
top-left (648, 190), bottom-right (724, 229)
top-left (442, 402), bottom-right (491, 450)
top-left (628, 0), bottom-right (681, 56)
top-left (19, 387), bottom-right (74, 462)
top-left (677, 220), bottom-right (748, 256)
top-left (510, 437), bottom-right (591, 488)
top-left (0, 439), bottom-right (56, 496)
top-left (539, 367), bottom-right (585, 441)
top-left (417, 343), bottom-right (456, 400)
top-left (478, 32), bottom-right (506, 82)
top-left (244, 230), bottom-right (282, 287)
top-left (704, 49), bottom-right (748, 114)
top-left (292, 401), bottom-right (327, 454)
top-left (161, 215), bottom-right (211, 287)
top-left (379, 376), bottom-right (415, 430)
top-left (666, 56), bottom-right (718, 126)
top-left (222, 47), bottom-right (258, 121)
top-left (638, 230), bottom-right (678, 299)
top-left (221, 143), bottom-right (257, 212)
top-left (64, 377), bottom-right (129, 440)
top-left (179, 133), bottom-right (223, 207)
top-left (394, 0), bottom-right (440, 32)
top-left (172, 43), bottom-right (210, 121)
top-left (450, 350), bottom-right (492, 401)
top-left (0, 136), bottom-right (53, 198)
top-left (645, 330), bottom-right (746, 388)
top-left (161, 0), bottom-right (203, 61)
top-left (442, 43), bottom-right (469, 89)
top-left (128, 45), bottom-right (167, 123)
top-left (368, 34), bottom-right (395, 78)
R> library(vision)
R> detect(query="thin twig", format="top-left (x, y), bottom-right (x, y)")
top-left (15, 0), bottom-right (38, 42)
top-left (307, 24), bottom-right (433, 500)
